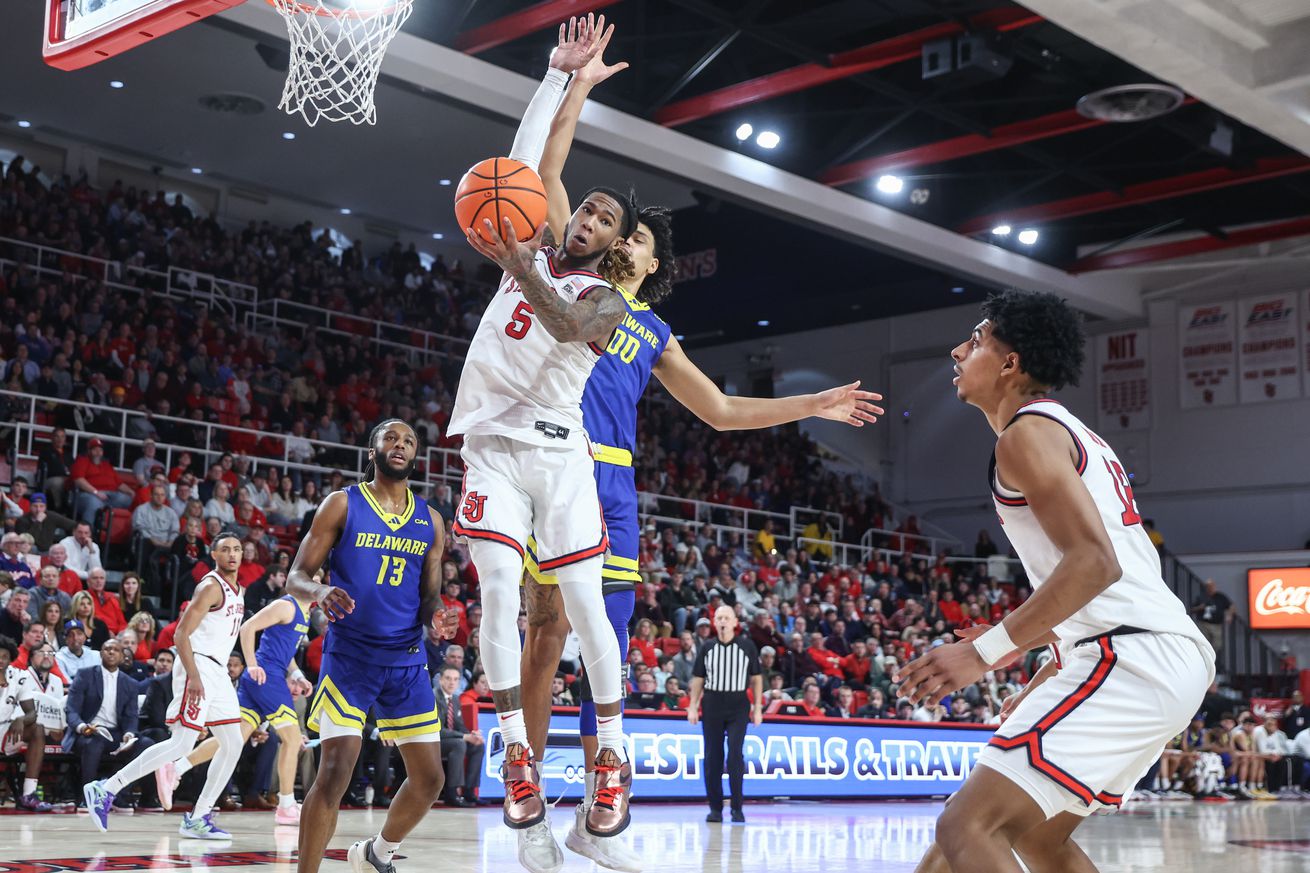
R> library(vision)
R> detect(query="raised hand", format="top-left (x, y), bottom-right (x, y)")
top-left (431, 606), bottom-right (461, 640)
top-left (549, 14), bottom-right (601, 75)
top-left (466, 217), bottom-right (546, 279)
top-left (576, 17), bottom-right (629, 86)
top-left (812, 381), bottom-right (884, 427)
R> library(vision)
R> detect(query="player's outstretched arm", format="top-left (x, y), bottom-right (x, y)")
top-left (653, 336), bottom-right (884, 430)
top-left (286, 490), bottom-right (354, 621)
top-left (541, 17), bottom-right (628, 242)
top-left (239, 598), bottom-right (295, 685)
top-left (466, 217), bottom-right (627, 345)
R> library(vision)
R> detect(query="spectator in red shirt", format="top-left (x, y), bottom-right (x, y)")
top-left (43, 543), bottom-right (85, 596)
top-left (70, 437), bottom-right (134, 523)
top-left (168, 450), bottom-right (195, 484)
top-left (237, 541), bottom-right (266, 588)
top-left (154, 601), bottom-right (188, 656)
top-left (807, 632), bottom-right (845, 685)
top-left (939, 589), bottom-right (965, 627)
top-left (989, 592), bottom-right (1013, 624)
top-left (629, 618), bottom-right (659, 669)
top-left (840, 639), bottom-right (873, 689)
top-left (85, 567), bottom-right (126, 636)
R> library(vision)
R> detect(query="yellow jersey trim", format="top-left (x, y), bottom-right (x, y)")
top-left (358, 482), bottom-right (415, 532)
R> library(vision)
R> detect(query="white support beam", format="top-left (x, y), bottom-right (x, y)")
top-left (223, 3), bottom-right (1142, 319)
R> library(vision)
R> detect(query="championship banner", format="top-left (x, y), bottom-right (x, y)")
top-left (476, 708), bottom-right (993, 801)
top-left (1096, 330), bottom-right (1149, 431)
top-left (1248, 567), bottom-right (1310, 630)
top-left (1178, 301), bottom-right (1237, 408)
top-left (1237, 295), bottom-right (1301, 403)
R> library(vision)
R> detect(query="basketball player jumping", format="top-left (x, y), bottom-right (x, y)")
top-left (84, 531), bottom-right (248, 839)
top-left (897, 291), bottom-right (1214, 873)
top-left (287, 419), bottom-right (459, 873)
top-left (155, 586), bottom-right (314, 825)
top-left (517, 31), bottom-right (883, 873)
top-left (451, 12), bottom-right (639, 861)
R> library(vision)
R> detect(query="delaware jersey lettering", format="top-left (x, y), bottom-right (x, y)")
top-left (582, 286), bottom-right (672, 454)
top-left (448, 246), bottom-right (612, 449)
top-left (326, 484), bottom-right (433, 667)
top-left (254, 595), bottom-right (309, 675)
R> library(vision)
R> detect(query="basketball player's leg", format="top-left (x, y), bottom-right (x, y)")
top-left (272, 719), bottom-right (304, 813)
top-left (347, 664), bottom-right (444, 872)
top-left (521, 567), bottom-right (569, 758)
top-left (916, 811), bottom-right (1091, 873)
top-left (102, 723), bottom-right (203, 795)
top-left (928, 765), bottom-right (1048, 873)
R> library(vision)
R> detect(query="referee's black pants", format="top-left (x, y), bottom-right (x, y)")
top-left (702, 697), bottom-right (748, 813)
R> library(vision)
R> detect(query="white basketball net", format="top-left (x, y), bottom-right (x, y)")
top-left (271, 0), bottom-right (414, 126)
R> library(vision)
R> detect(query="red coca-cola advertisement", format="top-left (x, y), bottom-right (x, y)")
top-left (1248, 567), bottom-right (1310, 630)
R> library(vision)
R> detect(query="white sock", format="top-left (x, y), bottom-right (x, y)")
top-left (497, 709), bottom-right (528, 750)
top-left (176, 759), bottom-right (194, 777)
top-left (372, 835), bottom-right (401, 864)
top-left (23, 778), bottom-right (37, 796)
top-left (278, 793), bottom-right (296, 808)
top-left (595, 714), bottom-right (626, 761)
top-left (582, 771), bottom-right (596, 810)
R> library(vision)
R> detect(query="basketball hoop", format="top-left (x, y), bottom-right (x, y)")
top-left (269, 0), bottom-right (414, 126)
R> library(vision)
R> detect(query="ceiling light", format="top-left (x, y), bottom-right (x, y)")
top-left (439, 179), bottom-right (452, 186)
top-left (340, 208), bottom-right (352, 215)
top-left (432, 233), bottom-right (444, 240)
top-left (991, 224), bottom-right (1012, 236)
top-left (735, 123), bottom-right (753, 142)
top-left (674, 334), bottom-right (685, 341)
top-left (757, 320), bottom-right (770, 327)
top-left (876, 174), bottom-right (904, 194)
top-left (1017, 229), bottom-right (1039, 245)
top-left (282, 131), bottom-right (296, 140)
top-left (756, 131), bottom-right (780, 149)
top-left (16, 120), bottom-right (31, 129)
top-left (952, 286), bottom-right (964, 294)
top-left (109, 80), bottom-right (125, 89)
top-left (190, 167), bottom-right (203, 175)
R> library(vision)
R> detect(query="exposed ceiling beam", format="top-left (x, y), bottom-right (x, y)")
top-left (654, 8), bottom-right (1041, 128)
top-left (959, 155), bottom-right (1310, 236)
top-left (1070, 216), bottom-right (1310, 273)
top-left (455, 0), bottom-right (623, 55)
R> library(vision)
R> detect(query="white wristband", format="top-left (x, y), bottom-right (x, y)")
top-left (972, 624), bottom-right (1017, 667)
top-left (289, 668), bottom-right (306, 683)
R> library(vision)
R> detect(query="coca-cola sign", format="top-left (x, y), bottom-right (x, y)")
top-left (1248, 568), bottom-right (1310, 629)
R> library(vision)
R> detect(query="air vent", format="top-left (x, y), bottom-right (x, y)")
top-left (1076, 84), bottom-right (1186, 122)
top-left (198, 93), bottom-right (266, 115)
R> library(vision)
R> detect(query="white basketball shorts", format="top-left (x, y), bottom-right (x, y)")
top-left (166, 654), bottom-right (242, 731)
top-left (454, 434), bottom-right (607, 572)
top-left (976, 630), bottom-right (1214, 819)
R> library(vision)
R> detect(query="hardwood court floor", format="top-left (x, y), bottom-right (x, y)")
top-left (1, 798), bottom-right (1306, 872)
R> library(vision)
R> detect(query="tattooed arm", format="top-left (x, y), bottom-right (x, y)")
top-left (466, 217), bottom-right (625, 345)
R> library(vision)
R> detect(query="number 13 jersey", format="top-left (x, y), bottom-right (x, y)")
top-left (326, 484), bottom-right (434, 667)
top-left (989, 399), bottom-right (1204, 647)
top-left (449, 247), bottom-right (611, 450)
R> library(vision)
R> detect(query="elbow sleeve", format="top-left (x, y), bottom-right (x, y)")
top-left (508, 68), bottom-right (571, 173)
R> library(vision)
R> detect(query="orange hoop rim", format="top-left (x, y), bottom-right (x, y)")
top-left (266, 0), bottom-right (412, 19)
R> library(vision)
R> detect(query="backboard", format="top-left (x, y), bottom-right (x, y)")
top-left (43, 0), bottom-right (246, 70)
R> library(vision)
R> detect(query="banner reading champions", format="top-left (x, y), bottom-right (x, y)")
top-left (1177, 301), bottom-right (1237, 408)
top-left (476, 709), bottom-right (993, 801)
top-left (1237, 294), bottom-right (1301, 403)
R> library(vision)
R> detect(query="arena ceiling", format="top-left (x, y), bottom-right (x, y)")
top-left (6, 1), bottom-right (1310, 344)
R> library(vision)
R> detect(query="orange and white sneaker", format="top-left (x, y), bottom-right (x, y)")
top-left (501, 743), bottom-right (546, 829)
top-left (585, 749), bottom-right (632, 838)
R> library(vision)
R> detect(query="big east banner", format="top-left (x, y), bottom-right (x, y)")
top-left (477, 709), bottom-right (993, 800)
top-left (1248, 568), bottom-right (1310, 630)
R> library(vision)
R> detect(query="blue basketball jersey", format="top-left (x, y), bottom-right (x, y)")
top-left (582, 286), bottom-right (672, 453)
top-left (326, 484), bottom-right (434, 667)
top-left (254, 595), bottom-right (309, 675)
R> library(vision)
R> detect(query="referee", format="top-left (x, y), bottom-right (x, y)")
top-left (687, 605), bottom-right (762, 823)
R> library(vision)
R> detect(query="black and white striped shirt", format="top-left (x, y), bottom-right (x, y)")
top-left (693, 635), bottom-right (761, 695)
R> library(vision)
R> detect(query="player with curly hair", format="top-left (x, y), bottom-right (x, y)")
top-left (899, 290), bottom-right (1214, 873)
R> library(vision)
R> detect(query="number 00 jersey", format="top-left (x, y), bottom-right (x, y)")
top-left (449, 247), bottom-right (612, 450)
top-left (990, 399), bottom-right (1205, 648)
top-left (326, 484), bottom-right (434, 667)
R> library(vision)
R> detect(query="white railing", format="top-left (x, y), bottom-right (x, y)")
top-left (859, 525), bottom-right (960, 559)
top-left (0, 235), bottom-right (257, 319)
top-left (253, 298), bottom-right (470, 353)
top-left (245, 311), bottom-right (464, 365)
top-left (637, 491), bottom-right (791, 535)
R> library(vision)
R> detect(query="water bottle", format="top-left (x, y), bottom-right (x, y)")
top-left (364, 784), bottom-right (375, 805)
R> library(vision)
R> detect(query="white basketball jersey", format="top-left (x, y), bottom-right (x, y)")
top-left (188, 571), bottom-right (245, 663)
top-left (991, 400), bottom-right (1204, 648)
top-left (449, 247), bottom-right (609, 449)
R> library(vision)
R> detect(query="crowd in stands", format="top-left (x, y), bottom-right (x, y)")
top-left (0, 159), bottom-right (1302, 813)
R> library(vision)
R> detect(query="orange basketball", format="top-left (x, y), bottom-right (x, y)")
top-left (454, 157), bottom-right (548, 244)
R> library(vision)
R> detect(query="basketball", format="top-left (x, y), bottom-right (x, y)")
top-left (454, 157), bottom-right (548, 244)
